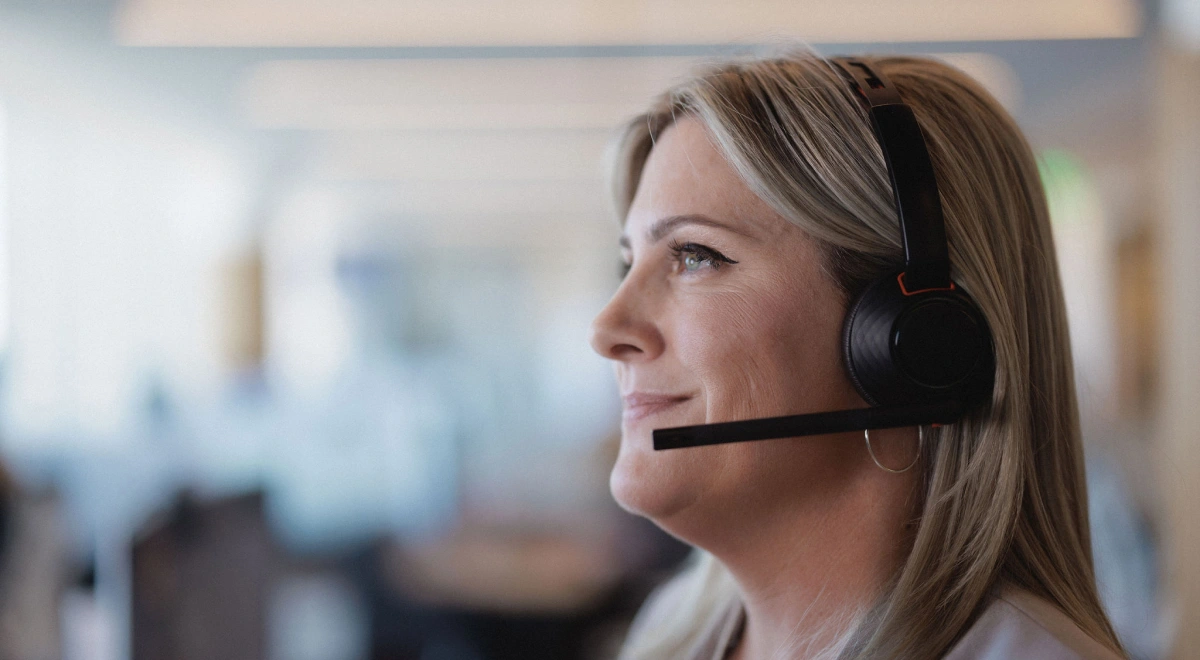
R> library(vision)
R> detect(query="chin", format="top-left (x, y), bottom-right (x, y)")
top-left (609, 432), bottom-right (705, 524)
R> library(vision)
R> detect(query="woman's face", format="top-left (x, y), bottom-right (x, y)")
top-left (590, 117), bottom-right (869, 542)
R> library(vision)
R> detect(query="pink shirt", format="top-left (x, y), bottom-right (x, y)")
top-left (625, 581), bottom-right (1124, 659)
top-left (944, 586), bottom-right (1125, 660)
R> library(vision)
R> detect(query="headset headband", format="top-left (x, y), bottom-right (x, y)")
top-left (831, 58), bottom-right (951, 293)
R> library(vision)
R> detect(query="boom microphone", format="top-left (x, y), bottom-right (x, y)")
top-left (653, 399), bottom-right (964, 450)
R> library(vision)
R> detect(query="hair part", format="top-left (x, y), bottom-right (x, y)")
top-left (611, 50), bottom-right (1124, 659)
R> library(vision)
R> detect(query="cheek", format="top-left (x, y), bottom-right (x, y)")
top-left (607, 269), bottom-right (861, 532)
top-left (672, 284), bottom-right (846, 420)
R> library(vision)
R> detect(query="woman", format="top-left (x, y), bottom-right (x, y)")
top-left (589, 53), bottom-right (1127, 659)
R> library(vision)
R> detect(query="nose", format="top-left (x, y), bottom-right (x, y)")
top-left (589, 280), bottom-right (665, 363)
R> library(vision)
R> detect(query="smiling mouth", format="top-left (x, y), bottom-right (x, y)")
top-left (622, 394), bottom-right (691, 423)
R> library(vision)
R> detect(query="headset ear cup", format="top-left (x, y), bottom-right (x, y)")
top-left (841, 298), bottom-right (877, 406)
top-left (842, 274), bottom-right (905, 406)
top-left (843, 270), bottom-right (994, 407)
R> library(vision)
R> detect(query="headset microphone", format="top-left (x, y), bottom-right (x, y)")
top-left (653, 57), bottom-right (995, 452)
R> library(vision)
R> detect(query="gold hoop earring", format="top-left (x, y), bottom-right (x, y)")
top-left (864, 426), bottom-right (923, 474)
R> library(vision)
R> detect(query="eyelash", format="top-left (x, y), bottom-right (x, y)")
top-left (619, 241), bottom-right (738, 280)
top-left (668, 240), bottom-right (738, 273)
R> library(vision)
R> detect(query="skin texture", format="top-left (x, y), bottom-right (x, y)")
top-left (589, 118), bottom-right (922, 659)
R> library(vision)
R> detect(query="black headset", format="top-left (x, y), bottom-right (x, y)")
top-left (653, 57), bottom-right (995, 451)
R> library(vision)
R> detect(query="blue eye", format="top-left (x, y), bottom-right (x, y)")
top-left (669, 241), bottom-right (738, 273)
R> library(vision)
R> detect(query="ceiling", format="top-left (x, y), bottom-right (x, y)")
top-left (0, 1), bottom-right (1149, 249)
top-left (115, 0), bottom-right (1141, 47)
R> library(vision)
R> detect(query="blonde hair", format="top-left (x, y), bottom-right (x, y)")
top-left (610, 51), bottom-right (1125, 659)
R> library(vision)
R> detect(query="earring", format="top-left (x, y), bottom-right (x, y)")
top-left (864, 426), bottom-right (923, 474)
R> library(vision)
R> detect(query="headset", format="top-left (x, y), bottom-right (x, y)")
top-left (653, 57), bottom-right (995, 451)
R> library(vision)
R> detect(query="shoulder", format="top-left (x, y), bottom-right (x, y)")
top-left (625, 568), bottom-right (695, 639)
top-left (945, 586), bottom-right (1125, 660)
top-left (620, 555), bottom-right (741, 660)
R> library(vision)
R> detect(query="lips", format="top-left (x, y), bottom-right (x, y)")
top-left (622, 393), bottom-right (691, 422)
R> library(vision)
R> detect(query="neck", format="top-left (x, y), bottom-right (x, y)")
top-left (717, 449), bottom-right (919, 659)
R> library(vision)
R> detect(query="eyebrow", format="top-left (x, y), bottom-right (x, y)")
top-left (618, 213), bottom-right (754, 249)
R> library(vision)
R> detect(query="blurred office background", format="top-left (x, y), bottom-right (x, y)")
top-left (0, 0), bottom-right (1194, 658)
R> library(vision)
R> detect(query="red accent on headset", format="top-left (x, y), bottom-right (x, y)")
top-left (897, 272), bottom-right (956, 296)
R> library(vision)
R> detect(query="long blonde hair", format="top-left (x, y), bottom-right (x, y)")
top-left (610, 51), bottom-right (1125, 659)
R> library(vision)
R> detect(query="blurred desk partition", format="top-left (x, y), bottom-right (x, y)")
top-left (131, 491), bottom-right (277, 660)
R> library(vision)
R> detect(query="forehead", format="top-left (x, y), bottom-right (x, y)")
top-left (625, 117), bottom-right (795, 243)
